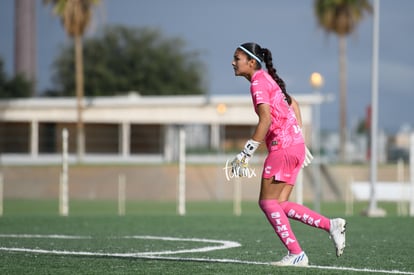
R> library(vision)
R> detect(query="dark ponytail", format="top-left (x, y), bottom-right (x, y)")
top-left (239, 42), bottom-right (292, 105)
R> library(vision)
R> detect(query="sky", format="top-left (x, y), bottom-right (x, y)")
top-left (0, 0), bottom-right (413, 134)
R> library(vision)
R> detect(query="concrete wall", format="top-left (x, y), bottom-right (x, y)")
top-left (1, 163), bottom-right (409, 202)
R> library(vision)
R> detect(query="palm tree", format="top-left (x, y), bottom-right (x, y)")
top-left (314, 0), bottom-right (372, 161)
top-left (44, 0), bottom-right (100, 162)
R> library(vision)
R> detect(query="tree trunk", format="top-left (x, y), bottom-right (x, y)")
top-left (75, 35), bottom-right (85, 162)
top-left (338, 35), bottom-right (347, 162)
top-left (14, 0), bottom-right (36, 95)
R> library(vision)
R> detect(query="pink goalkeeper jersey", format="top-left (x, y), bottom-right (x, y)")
top-left (250, 69), bottom-right (304, 151)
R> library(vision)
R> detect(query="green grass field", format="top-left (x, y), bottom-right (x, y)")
top-left (0, 200), bottom-right (413, 274)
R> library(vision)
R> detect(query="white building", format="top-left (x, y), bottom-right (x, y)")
top-left (0, 94), bottom-right (324, 164)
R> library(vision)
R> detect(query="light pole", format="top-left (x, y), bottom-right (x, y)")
top-left (366, 0), bottom-right (386, 217)
top-left (310, 72), bottom-right (324, 212)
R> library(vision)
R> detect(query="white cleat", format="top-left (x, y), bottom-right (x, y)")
top-left (329, 218), bottom-right (347, 257)
top-left (271, 251), bottom-right (309, 267)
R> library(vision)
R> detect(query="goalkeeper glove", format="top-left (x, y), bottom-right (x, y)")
top-left (302, 146), bottom-right (314, 167)
top-left (231, 139), bottom-right (260, 177)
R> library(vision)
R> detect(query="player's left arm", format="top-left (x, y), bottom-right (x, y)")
top-left (230, 103), bottom-right (270, 177)
top-left (252, 103), bottom-right (271, 143)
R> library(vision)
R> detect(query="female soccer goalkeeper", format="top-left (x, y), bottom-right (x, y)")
top-left (231, 42), bottom-right (346, 266)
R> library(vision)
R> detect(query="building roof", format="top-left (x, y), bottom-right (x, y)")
top-left (0, 94), bottom-right (328, 125)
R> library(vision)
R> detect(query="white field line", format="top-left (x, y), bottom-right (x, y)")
top-left (0, 234), bottom-right (91, 239)
top-left (118, 235), bottom-right (241, 255)
top-left (127, 255), bottom-right (414, 275)
top-left (0, 234), bottom-right (413, 275)
top-left (0, 234), bottom-right (240, 256)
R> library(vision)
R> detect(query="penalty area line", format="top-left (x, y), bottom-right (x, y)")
top-left (134, 255), bottom-right (414, 275)
top-left (135, 255), bottom-right (414, 274)
top-left (1, 247), bottom-right (413, 275)
top-left (306, 264), bottom-right (414, 275)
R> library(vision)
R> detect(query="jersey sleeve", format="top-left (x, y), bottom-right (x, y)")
top-left (250, 78), bottom-right (270, 107)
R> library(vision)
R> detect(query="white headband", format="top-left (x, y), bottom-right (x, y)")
top-left (238, 45), bottom-right (262, 63)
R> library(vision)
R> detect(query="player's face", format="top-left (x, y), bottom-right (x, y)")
top-left (232, 49), bottom-right (255, 78)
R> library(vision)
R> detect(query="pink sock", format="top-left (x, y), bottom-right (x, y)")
top-left (280, 201), bottom-right (330, 232)
top-left (259, 199), bottom-right (302, 254)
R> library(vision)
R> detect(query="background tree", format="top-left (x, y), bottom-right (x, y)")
top-left (47, 25), bottom-right (206, 97)
top-left (0, 57), bottom-right (32, 98)
top-left (314, 0), bottom-right (372, 161)
top-left (43, 0), bottom-right (101, 162)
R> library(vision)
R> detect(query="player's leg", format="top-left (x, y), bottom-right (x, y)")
top-left (279, 201), bottom-right (331, 231)
top-left (259, 177), bottom-right (308, 266)
top-left (279, 201), bottom-right (346, 257)
top-left (265, 145), bottom-right (330, 232)
top-left (275, 143), bottom-right (347, 257)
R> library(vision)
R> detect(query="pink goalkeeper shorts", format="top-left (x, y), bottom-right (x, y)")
top-left (262, 143), bottom-right (305, 185)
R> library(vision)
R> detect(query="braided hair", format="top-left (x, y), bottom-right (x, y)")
top-left (239, 42), bottom-right (292, 105)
